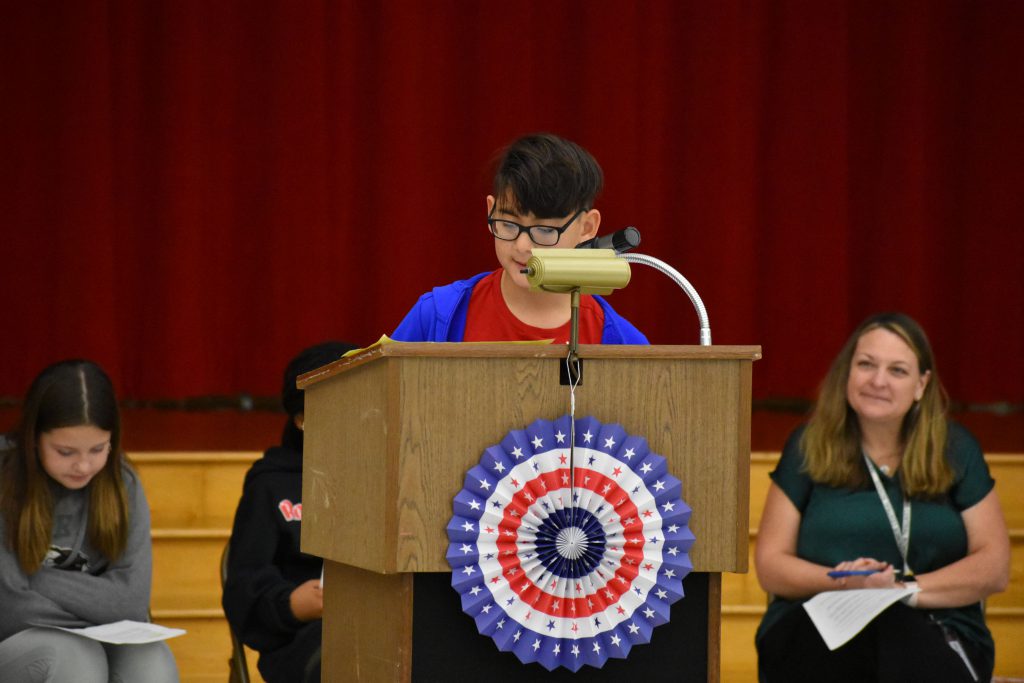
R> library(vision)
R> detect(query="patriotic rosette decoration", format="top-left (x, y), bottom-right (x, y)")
top-left (446, 415), bottom-right (695, 672)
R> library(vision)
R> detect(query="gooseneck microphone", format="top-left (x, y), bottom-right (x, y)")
top-left (575, 227), bottom-right (641, 253)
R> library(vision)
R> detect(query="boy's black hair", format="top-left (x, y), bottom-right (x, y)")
top-left (492, 133), bottom-right (603, 219)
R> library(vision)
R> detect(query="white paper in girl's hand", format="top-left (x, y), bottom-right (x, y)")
top-left (47, 620), bottom-right (186, 644)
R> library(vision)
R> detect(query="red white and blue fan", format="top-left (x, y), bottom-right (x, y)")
top-left (446, 415), bottom-right (695, 672)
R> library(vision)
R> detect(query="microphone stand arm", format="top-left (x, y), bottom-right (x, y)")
top-left (619, 253), bottom-right (712, 346)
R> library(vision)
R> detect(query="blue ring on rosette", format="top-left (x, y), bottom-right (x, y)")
top-left (445, 415), bottom-right (696, 672)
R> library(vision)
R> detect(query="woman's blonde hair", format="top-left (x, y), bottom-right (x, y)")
top-left (1, 360), bottom-right (129, 574)
top-left (801, 312), bottom-right (954, 498)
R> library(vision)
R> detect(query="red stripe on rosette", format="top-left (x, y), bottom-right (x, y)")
top-left (491, 466), bottom-right (649, 620)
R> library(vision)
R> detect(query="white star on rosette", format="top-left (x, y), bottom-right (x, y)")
top-left (603, 436), bottom-right (616, 449)
top-left (531, 435), bottom-right (543, 449)
top-left (582, 430), bottom-right (593, 443)
top-left (555, 431), bottom-right (566, 443)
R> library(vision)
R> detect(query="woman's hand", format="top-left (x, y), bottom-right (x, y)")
top-left (829, 557), bottom-right (900, 589)
top-left (289, 579), bottom-right (324, 622)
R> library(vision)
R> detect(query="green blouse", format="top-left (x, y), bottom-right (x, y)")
top-left (755, 423), bottom-right (996, 670)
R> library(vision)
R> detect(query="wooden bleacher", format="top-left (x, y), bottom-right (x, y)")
top-left (134, 452), bottom-right (265, 683)
top-left (136, 451), bottom-right (1024, 682)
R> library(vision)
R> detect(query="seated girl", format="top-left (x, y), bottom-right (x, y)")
top-left (0, 360), bottom-right (178, 683)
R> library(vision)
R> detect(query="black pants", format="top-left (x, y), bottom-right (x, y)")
top-left (259, 620), bottom-right (321, 683)
top-left (757, 603), bottom-right (987, 683)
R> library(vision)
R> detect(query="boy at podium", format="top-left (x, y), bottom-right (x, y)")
top-left (223, 341), bottom-right (356, 683)
top-left (391, 132), bottom-right (647, 345)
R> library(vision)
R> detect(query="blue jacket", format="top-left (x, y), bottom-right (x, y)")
top-left (391, 271), bottom-right (649, 344)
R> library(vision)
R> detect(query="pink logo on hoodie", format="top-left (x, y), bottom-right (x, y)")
top-left (278, 499), bottom-right (302, 521)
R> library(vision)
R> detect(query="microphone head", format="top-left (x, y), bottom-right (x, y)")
top-left (575, 227), bottom-right (641, 253)
top-left (611, 227), bottom-right (641, 253)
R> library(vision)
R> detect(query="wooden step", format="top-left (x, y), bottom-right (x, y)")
top-left (151, 532), bottom-right (229, 612)
top-left (720, 612), bottom-right (760, 682)
top-left (989, 612), bottom-right (1024, 677)
top-left (152, 612), bottom-right (265, 683)
top-left (132, 452), bottom-right (259, 529)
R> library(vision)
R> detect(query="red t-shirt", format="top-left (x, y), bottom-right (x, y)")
top-left (462, 270), bottom-right (605, 343)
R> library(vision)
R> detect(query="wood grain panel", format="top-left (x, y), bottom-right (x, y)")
top-left (720, 612), bottom-right (760, 682)
top-left (302, 358), bottom-right (395, 571)
top-left (990, 613), bottom-right (1024, 678)
top-left (991, 455), bottom-right (1024, 528)
top-left (153, 614), bottom-right (265, 683)
top-left (322, 561), bottom-right (413, 681)
top-left (133, 452), bottom-right (258, 529)
top-left (301, 346), bottom-right (759, 574)
top-left (151, 534), bottom-right (228, 612)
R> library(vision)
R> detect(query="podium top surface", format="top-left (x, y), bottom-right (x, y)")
top-left (297, 342), bottom-right (762, 389)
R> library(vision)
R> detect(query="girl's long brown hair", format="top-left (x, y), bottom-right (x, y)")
top-left (800, 313), bottom-right (954, 498)
top-left (1, 360), bottom-right (129, 574)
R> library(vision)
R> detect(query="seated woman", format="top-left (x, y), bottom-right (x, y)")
top-left (0, 360), bottom-right (178, 683)
top-left (755, 312), bottom-right (1009, 682)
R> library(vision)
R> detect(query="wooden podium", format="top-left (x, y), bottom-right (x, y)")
top-left (298, 342), bottom-right (760, 681)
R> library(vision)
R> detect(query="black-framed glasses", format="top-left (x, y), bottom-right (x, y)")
top-left (486, 209), bottom-right (584, 247)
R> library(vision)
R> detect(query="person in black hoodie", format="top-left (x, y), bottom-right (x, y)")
top-left (222, 341), bottom-right (356, 683)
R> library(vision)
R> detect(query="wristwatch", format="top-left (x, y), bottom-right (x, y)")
top-left (900, 580), bottom-right (920, 607)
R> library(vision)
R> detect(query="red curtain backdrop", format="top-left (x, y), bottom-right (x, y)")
top-left (1, 1), bottom-right (1022, 404)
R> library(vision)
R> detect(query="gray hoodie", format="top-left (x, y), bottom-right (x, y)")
top-left (0, 463), bottom-right (152, 642)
